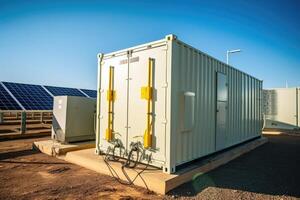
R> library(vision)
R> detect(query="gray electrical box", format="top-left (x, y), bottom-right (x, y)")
top-left (52, 96), bottom-right (96, 143)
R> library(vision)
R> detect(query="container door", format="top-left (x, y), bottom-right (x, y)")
top-left (100, 54), bottom-right (129, 150)
top-left (216, 72), bottom-right (228, 151)
top-left (127, 45), bottom-right (167, 161)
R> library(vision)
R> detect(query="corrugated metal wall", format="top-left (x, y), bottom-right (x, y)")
top-left (170, 40), bottom-right (262, 167)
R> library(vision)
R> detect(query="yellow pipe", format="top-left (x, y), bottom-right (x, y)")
top-left (106, 66), bottom-right (114, 141)
top-left (147, 58), bottom-right (152, 134)
top-left (144, 58), bottom-right (153, 148)
top-left (111, 67), bottom-right (114, 132)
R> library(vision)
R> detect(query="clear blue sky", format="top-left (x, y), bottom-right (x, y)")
top-left (0, 0), bottom-right (299, 89)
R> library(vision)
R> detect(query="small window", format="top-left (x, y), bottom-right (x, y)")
top-left (217, 72), bottom-right (228, 102)
top-left (180, 91), bottom-right (195, 132)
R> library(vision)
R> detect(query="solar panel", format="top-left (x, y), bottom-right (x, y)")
top-left (0, 84), bottom-right (22, 110)
top-left (80, 89), bottom-right (97, 98)
top-left (45, 86), bottom-right (86, 97)
top-left (3, 82), bottom-right (53, 110)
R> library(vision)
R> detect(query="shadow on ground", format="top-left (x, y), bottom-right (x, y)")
top-left (0, 149), bottom-right (67, 165)
top-left (0, 149), bottom-right (39, 160)
top-left (168, 135), bottom-right (300, 198)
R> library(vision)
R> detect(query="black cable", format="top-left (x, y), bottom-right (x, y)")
top-left (112, 144), bottom-right (120, 161)
top-left (123, 147), bottom-right (139, 168)
top-left (101, 144), bottom-right (151, 190)
top-left (102, 148), bottom-right (127, 184)
top-left (107, 144), bottom-right (121, 161)
top-left (121, 155), bottom-right (151, 190)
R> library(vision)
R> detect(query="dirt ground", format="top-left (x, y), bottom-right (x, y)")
top-left (0, 134), bottom-right (299, 200)
top-left (0, 137), bottom-right (160, 200)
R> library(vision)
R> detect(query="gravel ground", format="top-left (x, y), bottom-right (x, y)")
top-left (166, 134), bottom-right (300, 199)
top-left (0, 134), bottom-right (299, 200)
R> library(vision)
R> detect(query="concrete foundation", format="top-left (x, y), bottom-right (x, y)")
top-left (60, 137), bottom-right (267, 194)
top-left (33, 140), bottom-right (95, 156)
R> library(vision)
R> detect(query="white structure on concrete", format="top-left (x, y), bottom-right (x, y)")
top-left (263, 88), bottom-right (300, 130)
top-left (52, 96), bottom-right (96, 143)
top-left (96, 34), bottom-right (263, 173)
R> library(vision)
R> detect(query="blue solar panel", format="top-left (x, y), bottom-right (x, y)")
top-left (1, 82), bottom-right (96, 110)
top-left (3, 82), bottom-right (53, 110)
top-left (0, 84), bottom-right (22, 110)
top-left (80, 89), bottom-right (97, 98)
top-left (45, 86), bottom-right (85, 97)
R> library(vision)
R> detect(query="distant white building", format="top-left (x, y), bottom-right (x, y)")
top-left (263, 88), bottom-right (300, 130)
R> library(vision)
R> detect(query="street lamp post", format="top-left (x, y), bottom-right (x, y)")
top-left (226, 49), bottom-right (241, 65)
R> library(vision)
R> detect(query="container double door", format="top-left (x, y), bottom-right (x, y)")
top-left (216, 72), bottom-right (228, 151)
top-left (100, 46), bottom-right (167, 158)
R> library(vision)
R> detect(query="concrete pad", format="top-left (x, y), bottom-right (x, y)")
top-left (64, 137), bottom-right (267, 194)
top-left (65, 148), bottom-right (170, 194)
top-left (33, 139), bottom-right (95, 156)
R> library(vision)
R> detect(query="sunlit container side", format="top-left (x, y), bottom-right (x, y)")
top-left (169, 40), bottom-right (262, 171)
top-left (96, 34), bottom-right (263, 174)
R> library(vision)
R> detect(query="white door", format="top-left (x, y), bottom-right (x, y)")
top-left (216, 72), bottom-right (228, 151)
top-left (100, 54), bottom-right (129, 150)
top-left (128, 46), bottom-right (167, 161)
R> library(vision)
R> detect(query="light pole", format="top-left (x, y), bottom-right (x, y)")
top-left (226, 49), bottom-right (241, 65)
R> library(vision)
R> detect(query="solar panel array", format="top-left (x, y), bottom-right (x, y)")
top-left (80, 89), bottom-right (97, 98)
top-left (45, 86), bottom-right (86, 97)
top-left (3, 82), bottom-right (53, 110)
top-left (0, 84), bottom-right (22, 110)
top-left (0, 81), bottom-right (96, 111)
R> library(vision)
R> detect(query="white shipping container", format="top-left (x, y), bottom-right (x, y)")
top-left (96, 35), bottom-right (263, 173)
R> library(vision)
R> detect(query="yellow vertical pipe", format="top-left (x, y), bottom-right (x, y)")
top-left (144, 58), bottom-right (153, 148)
top-left (147, 59), bottom-right (152, 135)
top-left (108, 66), bottom-right (112, 128)
top-left (106, 66), bottom-right (114, 141)
top-left (111, 67), bottom-right (114, 132)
